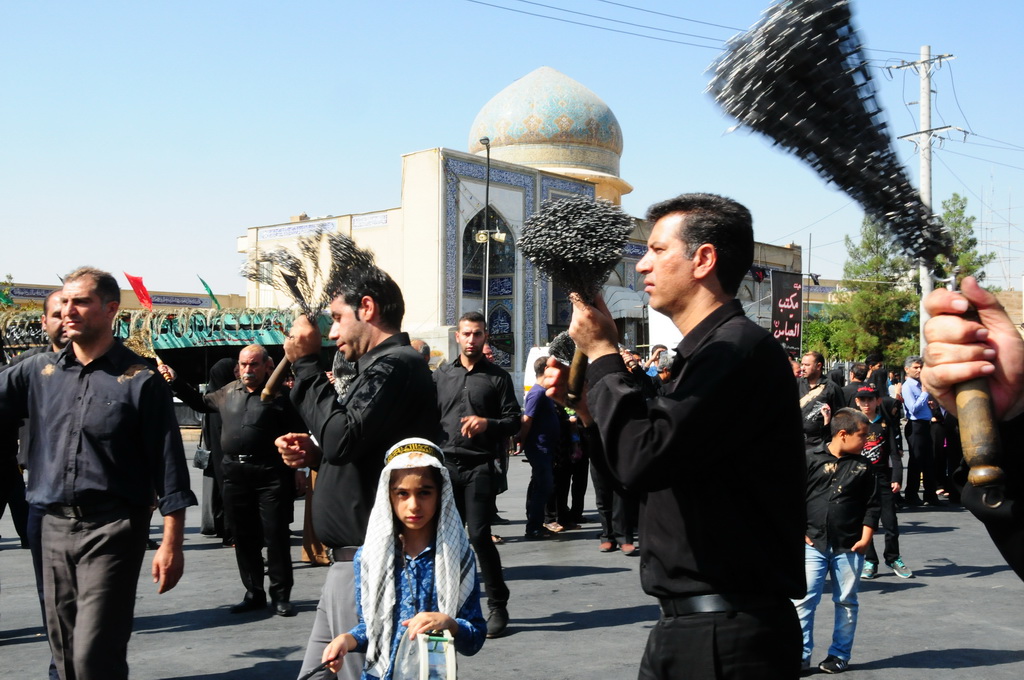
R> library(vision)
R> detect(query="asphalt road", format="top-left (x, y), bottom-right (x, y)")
top-left (2, 429), bottom-right (1023, 679)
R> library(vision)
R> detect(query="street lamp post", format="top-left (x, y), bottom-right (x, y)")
top-left (480, 137), bottom-right (491, 329)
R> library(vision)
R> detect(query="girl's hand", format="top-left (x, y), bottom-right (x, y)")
top-left (322, 634), bottom-right (356, 674)
top-left (402, 612), bottom-right (457, 639)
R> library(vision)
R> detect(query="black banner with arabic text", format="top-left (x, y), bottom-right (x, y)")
top-left (770, 272), bottom-right (802, 358)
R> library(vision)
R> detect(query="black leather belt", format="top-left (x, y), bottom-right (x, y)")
top-left (46, 500), bottom-right (127, 519)
top-left (232, 454), bottom-right (272, 465)
top-left (658, 593), bottom-right (785, 618)
top-left (328, 546), bottom-right (359, 563)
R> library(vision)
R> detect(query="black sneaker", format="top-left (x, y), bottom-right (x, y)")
top-left (486, 606), bottom-right (508, 638)
top-left (818, 655), bottom-right (849, 674)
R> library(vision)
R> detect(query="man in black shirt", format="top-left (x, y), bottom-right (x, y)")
top-left (275, 262), bottom-right (439, 680)
top-left (162, 345), bottom-right (306, 616)
top-left (799, 351), bottom-right (845, 452)
top-left (543, 193), bottom-right (806, 679)
top-left (433, 311), bottom-right (521, 638)
top-left (842, 361), bottom-right (869, 406)
top-left (0, 267), bottom-right (196, 680)
top-left (1, 288), bottom-right (67, 680)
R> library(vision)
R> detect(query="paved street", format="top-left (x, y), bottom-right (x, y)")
top-left (2, 428), bottom-right (1023, 679)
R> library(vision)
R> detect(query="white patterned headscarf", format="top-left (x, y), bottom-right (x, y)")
top-left (360, 438), bottom-right (476, 679)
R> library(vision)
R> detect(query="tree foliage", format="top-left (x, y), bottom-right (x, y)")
top-left (934, 193), bottom-right (997, 287)
top-left (828, 217), bottom-right (919, 364)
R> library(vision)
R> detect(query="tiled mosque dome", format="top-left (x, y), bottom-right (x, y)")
top-left (468, 66), bottom-right (625, 179)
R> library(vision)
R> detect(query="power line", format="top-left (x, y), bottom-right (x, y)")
top-left (463, 0), bottom-right (724, 48)
top-left (965, 133), bottom-right (1024, 152)
top-left (593, 0), bottom-right (743, 32)
top-left (932, 152), bottom-right (1023, 235)
top-left (508, 0), bottom-right (723, 41)
top-left (944, 61), bottom-right (974, 134)
top-left (939, 148), bottom-right (1024, 173)
top-left (771, 201), bottom-right (855, 243)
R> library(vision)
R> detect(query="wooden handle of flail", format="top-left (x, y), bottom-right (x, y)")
top-left (954, 375), bottom-right (1005, 508)
top-left (155, 357), bottom-right (173, 383)
top-left (566, 348), bottom-right (588, 407)
top-left (261, 357), bottom-right (292, 403)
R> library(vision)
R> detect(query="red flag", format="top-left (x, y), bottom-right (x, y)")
top-left (124, 272), bottom-right (153, 311)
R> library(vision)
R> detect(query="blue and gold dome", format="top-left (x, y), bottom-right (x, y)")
top-left (468, 67), bottom-right (631, 201)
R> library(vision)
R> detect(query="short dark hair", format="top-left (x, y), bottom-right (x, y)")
top-left (831, 407), bottom-right (869, 437)
top-left (64, 267), bottom-right (120, 305)
top-left (645, 193), bottom-right (754, 296)
top-left (533, 355), bottom-right (548, 377)
top-left (850, 362), bottom-right (868, 381)
top-left (43, 289), bottom-right (62, 315)
top-left (802, 351), bottom-right (824, 367)
top-left (864, 353), bottom-right (883, 367)
top-left (340, 268), bottom-right (404, 331)
top-left (458, 311), bottom-right (486, 327)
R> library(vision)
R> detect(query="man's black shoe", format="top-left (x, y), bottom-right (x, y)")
top-left (229, 598), bottom-right (267, 614)
top-left (490, 514), bottom-right (511, 526)
top-left (903, 495), bottom-right (924, 507)
top-left (272, 600), bottom-right (296, 617)
top-left (486, 606), bottom-right (508, 638)
top-left (524, 528), bottom-right (556, 541)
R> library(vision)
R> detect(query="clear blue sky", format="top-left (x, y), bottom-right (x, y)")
top-left (3, 0), bottom-right (1021, 296)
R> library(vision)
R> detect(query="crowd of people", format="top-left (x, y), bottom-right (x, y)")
top-left (2, 191), bottom-right (1023, 680)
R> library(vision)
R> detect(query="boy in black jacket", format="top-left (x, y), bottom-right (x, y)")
top-left (794, 408), bottom-right (880, 674)
top-left (854, 385), bottom-right (913, 579)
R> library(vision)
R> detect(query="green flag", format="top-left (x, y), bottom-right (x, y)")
top-left (0, 289), bottom-right (13, 306)
top-left (197, 276), bottom-right (222, 310)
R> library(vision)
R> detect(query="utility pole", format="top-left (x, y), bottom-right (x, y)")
top-left (891, 46), bottom-right (955, 352)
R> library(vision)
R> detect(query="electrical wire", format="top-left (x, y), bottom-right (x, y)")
top-left (463, 0), bottom-right (724, 49)
top-left (939, 149), bottom-right (1024, 173)
top-left (933, 152), bottom-right (1023, 235)
top-left (771, 202), bottom-right (855, 243)
top-left (593, 0), bottom-right (743, 32)
top-left (509, 0), bottom-right (723, 41)
top-left (464, 1), bottom-right (917, 54)
top-left (964, 133), bottom-right (1024, 153)
top-left (945, 61), bottom-right (974, 134)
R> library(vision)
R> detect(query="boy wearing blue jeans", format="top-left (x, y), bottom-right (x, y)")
top-left (794, 408), bottom-right (880, 674)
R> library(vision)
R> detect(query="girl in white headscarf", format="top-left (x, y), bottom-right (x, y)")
top-left (321, 438), bottom-right (485, 679)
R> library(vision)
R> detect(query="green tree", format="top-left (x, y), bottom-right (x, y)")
top-left (0, 274), bottom-right (14, 307)
top-left (934, 193), bottom-right (997, 287)
top-left (830, 217), bottom-right (919, 364)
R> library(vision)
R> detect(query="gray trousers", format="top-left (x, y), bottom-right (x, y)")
top-left (297, 560), bottom-right (365, 680)
top-left (42, 506), bottom-right (150, 680)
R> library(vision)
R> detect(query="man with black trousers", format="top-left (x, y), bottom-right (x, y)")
top-left (161, 345), bottom-right (306, 616)
top-left (542, 193), bottom-right (806, 679)
top-left (0, 267), bottom-right (196, 680)
top-left (275, 261), bottom-right (439, 680)
top-left (0, 288), bottom-right (67, 680)
top-left (896, 355), bottom-right (940, 506)
top-left (434, 311), bottom-right (521, 638)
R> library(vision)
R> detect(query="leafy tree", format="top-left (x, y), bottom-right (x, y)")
top-left (0, 273), bottom-right (14, 307)
top-left (934, 193), bottom-right (997, 287)
top-left (830, 217), bottom-right (919, 364)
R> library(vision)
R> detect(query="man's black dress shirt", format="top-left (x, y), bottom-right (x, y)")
top-left (798, 376), bottom-right (844, 452)
top-left (0, 341), bottom-right (196, 515)
top-left (172, 378), bottom-right (305, 462)
top-left (586, 299), bottom-right (807, 600)
top-left (433, 357), bottom-right (521, 460)
top-left (288, 333), bottom-right (439, 549)
top-left (804, 445), bottom-right (881, 553)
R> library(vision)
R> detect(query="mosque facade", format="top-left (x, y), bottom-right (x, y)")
top-left (235, 66), bottom-right (801, 387)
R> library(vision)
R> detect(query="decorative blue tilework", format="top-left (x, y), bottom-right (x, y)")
top-left (444, 156), bottom-right (535, 356)
top-left (540, 175), bottom-right (595, 202)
